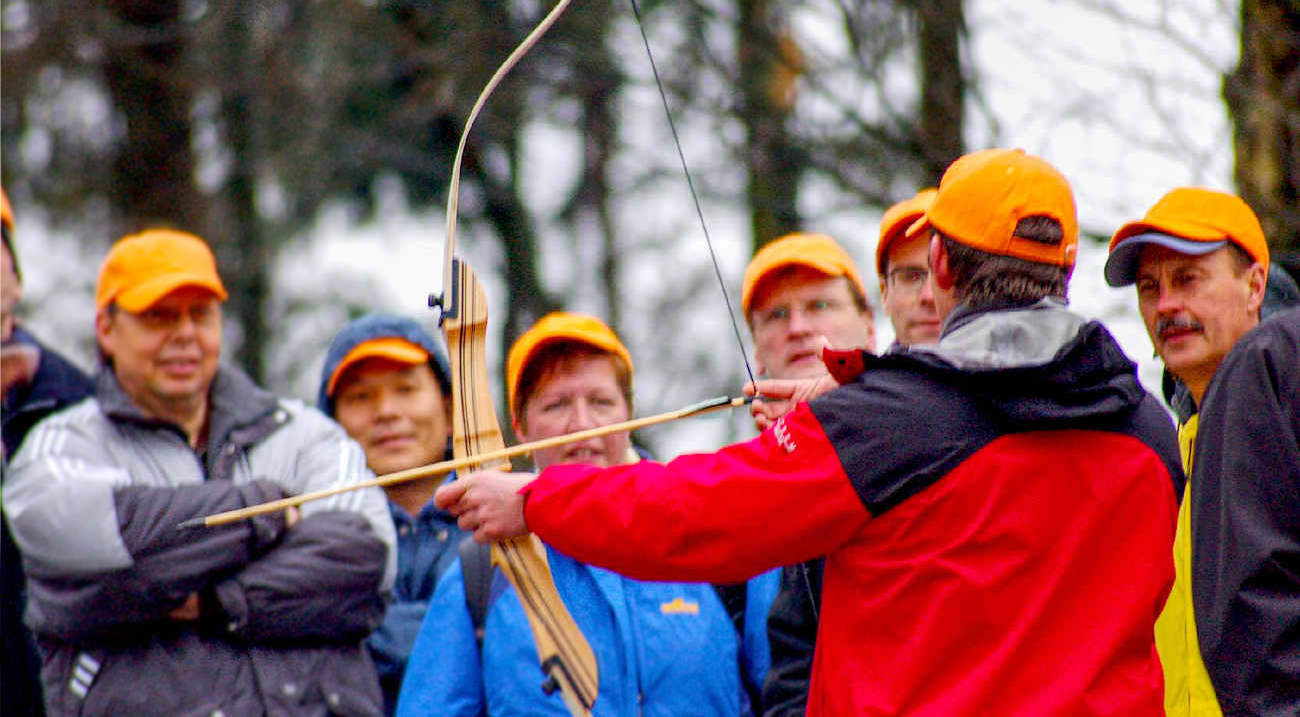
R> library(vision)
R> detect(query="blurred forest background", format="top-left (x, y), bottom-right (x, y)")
top-left (2, 0), bottom-right (1297, 455)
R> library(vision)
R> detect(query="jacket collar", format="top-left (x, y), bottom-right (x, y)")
top-left (921, 298), bottom-right (1085, 371)
top-left (97, 364), bottom-right (279, 450)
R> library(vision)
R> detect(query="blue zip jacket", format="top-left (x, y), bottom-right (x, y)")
top-left (396, 545), bottom-right (750, 717)
top-left (371, 490), bottom-right (470, 714)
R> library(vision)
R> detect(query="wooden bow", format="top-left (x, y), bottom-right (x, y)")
top-left (431, 1), bottom-right (597, 713)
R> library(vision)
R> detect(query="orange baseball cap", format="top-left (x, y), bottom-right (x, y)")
top-left (96, 229), bottom-right (228, 312)
top-left (741, 233), bottom-right (868, 316)
top-left (907, 148), bottom-right (1078, 268)
top-left (506, 312), bottom-right (633, 417)
top-left (1104, 187), bottom-right (1269, 287)
top-left (876, 188), bottom-right (937, 275)
top-left (325, 337), bottom-right (431, 397)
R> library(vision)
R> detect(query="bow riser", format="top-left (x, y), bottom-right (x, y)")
top-left (442, 258), bottom-right (599, 715)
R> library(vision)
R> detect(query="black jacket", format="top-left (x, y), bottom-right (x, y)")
top-left (761, 558), bottom-right (822, 717)
top-left (1192, 306), bottom-right (1300, 715)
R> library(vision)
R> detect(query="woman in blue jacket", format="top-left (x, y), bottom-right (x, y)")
top-left (396, 313), bottom-right (759, 717)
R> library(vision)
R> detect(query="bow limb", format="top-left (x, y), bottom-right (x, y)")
top-left (442, 0), bottom-right (575, 281)
top-left (438, 3), bottom-right (596, 714)
top-left (441, 261), bottom-right (599, 715)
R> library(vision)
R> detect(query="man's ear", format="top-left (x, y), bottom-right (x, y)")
top-left (94, 309), bottom-right (115, 359)
top-left (929, 235), bottom-right (955, 290)
top-left (1245, 261), bottom-right (1267, 317)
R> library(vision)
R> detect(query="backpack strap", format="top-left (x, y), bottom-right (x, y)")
top-left (459, 536), bottom-right (494, 645)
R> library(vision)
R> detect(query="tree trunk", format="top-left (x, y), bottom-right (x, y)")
top-left (915, 0), bottom-right (966, 186)
top-left (465, 136), bottom-right (559, 357)
top-left (738, 0), bottom-right (804, 250)
top-left (1225, 0), bottom-right (1300, 275)
top-left (102, 0), bottom-right (202, 233)
top-left (217, 4), bottom-right (270, 385)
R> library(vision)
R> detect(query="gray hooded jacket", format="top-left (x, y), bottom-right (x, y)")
top-left (3, 365), bottom-right (397, 716)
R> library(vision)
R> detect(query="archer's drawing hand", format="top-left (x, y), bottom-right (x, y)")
top-left (745, 374), bottom-right (839, 431)
top-left (436, 470), bottom-right (536, 543)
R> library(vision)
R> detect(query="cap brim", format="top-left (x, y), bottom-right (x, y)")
top-left (114, 274), bottom-right (229, 312)
top-left (743, 257), bottom-right (852, 315)
top-left (904, 216), bottom-right (931, 241)
top-left (1104, 232), bottom-right (1228, 287)
top-left (327, 339), bottom-right (430, 396)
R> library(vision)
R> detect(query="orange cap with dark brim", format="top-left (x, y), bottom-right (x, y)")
top-left (96, 229), bottom-right (228, 312)
top-left (506, 312), bottom-right (633, 418)
top-left (742, 233), bottom-right (867, 317)
top-left (1104, 187), bottom-right (1269, 287)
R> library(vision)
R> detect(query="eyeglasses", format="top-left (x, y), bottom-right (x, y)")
top-left (886, 267), bottom-right (929, 295)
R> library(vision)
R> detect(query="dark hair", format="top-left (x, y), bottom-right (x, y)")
top-left (939, 216), bottom-right (1070, 308)
top-left (1225, 242), bottom-right (1255, 275)
top-left (513, 341), bottom-right (634, 430)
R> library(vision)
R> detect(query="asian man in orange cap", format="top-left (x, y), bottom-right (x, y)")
top-left (440, 149), bottom-right (1181, 716)
top-left (317, 313), bottom-right (464, 715)
top-left (3, 228), bottom-right (396, 716)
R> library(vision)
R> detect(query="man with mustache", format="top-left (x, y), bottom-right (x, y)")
top-left (3, 229), bottom-right (396, 716)
top-left (1103, 187), bottom-right (1270, 716)
top-left (759, 195), bottom-right (940, 716)
top-left (318, 314), bottom-right (467, 715)
top-left (397, 313), bottom-right (756, 716)
top-left (441, 149), bottom-right (1182, 715)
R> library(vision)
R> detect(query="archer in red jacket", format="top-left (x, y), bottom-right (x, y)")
top-left (439, 148), bottom-right (1182, 716)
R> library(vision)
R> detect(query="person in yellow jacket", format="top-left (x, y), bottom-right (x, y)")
top-left (1104, 187), bottom-right (1270, 715)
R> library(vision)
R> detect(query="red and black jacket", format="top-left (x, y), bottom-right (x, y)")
top-left (523, 303), bottom-right (1183, 716)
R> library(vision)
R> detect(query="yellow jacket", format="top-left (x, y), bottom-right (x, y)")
top-left (1154, 415), bottom-right (1221, 716)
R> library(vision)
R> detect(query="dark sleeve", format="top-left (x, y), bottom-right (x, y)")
top-left (761, 559), bottom-right (822, 717)
top-left (205, 510), bottom-right (387, 643)
top-left (22, 480), bottom-right (289, 641)
top-left (1192, 310), bottom-right (1300, 714)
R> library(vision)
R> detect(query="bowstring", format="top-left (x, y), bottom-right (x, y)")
top-left (628, 0), bottom-right (758, 391)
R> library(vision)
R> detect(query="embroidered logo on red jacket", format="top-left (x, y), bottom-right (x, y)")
top-left (773, 418), bottom-right (797, 453)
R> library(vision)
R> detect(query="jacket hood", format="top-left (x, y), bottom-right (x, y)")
top-left (900, 299), bottom-right (1147, 427)
top-left (317, 313), bottom-right (452, 417)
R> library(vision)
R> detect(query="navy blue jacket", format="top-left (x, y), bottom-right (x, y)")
top-left (371, 492), bottom-right (470, 712)
top-left (2, 327), bottom-right (92, 717)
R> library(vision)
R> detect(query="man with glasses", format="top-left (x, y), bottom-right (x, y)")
top-left (4, 229), bottom-right (395, 716)
top-left (760, 194), bottom-right (939, 716)
top-left (878, 189), bottom-right (942, 348)
top-left (716, 232), bottom-right (878, 713)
